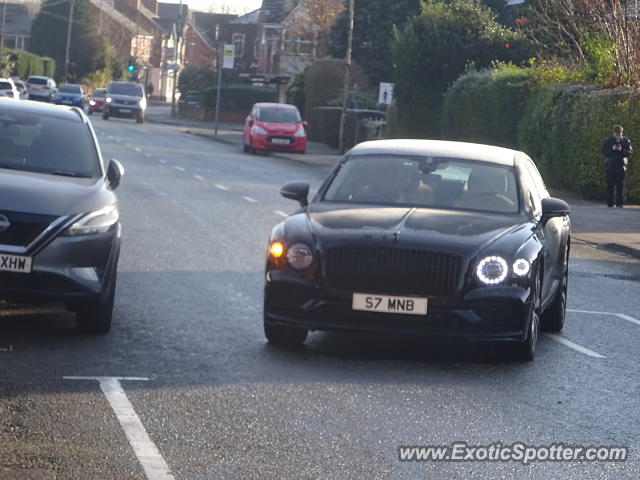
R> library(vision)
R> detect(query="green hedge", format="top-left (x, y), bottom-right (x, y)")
top-left (193, 84), bottom-right (277, 113)
top-left (442, 67), bottom-right (640, 203)
top-left (442, 65), bottom-right (533, 149)
top-left (0, 50), bottom-right (56, 79)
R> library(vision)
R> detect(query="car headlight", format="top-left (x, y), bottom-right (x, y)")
top-left (476, 255), bottom-right (508, 285)
top-left (294, 127), bottom-right (306, 137)
top-left (286, 243), bottom-right (313, 270)
top-left (512, 258), bottom-right (530, 276)
top-left (89, 100), bottom-right (96, 105)
top-left (253, 126), bottom-right (268, 135)
top-left (106, 97), bottom-right (112, 103)
top-left (64, 205), bottom-right (119, 236)
top-left (269, 241), bottom-right (284, 258)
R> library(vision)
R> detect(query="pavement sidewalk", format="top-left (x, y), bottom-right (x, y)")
top-left (145, 104), bottom-right (640, 259)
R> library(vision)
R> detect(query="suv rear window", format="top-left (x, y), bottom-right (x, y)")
top-left (0, 109), bottom-right (101, 178)
top-left (27, 77), bottom-right (47, 85)
top-left (0, 82), bottom-right (12, 89)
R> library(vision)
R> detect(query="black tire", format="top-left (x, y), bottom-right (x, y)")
top-left (542, 258), bottom-right (568, 333)
top-left (264, 319), bottom-right (308, 347)
top-left (243, 144), bottom-right (249, 153)
top-left (103, 112), bottom-right (109, 120)
top-left (513, 272), bottom-right (541, 361)
top-left (88, 110), bottom-right (93, 115)
top-left (136, 113), bottom-right (144, 124)
top-left (76, 270), bottom-right (116, 334)
top-left (249, 141), bottom-right (258, 155)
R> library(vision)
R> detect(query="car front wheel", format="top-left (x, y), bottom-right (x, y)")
top-left (76, 271), bottom-right (116, 334)
top-left (264, 319), bottom-right (308, 347)
top-left (513, 272), bottom-right (541, 361)
top-left (542, 263), bottom-right (568, 333)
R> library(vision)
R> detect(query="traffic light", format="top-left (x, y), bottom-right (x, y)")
top-left (127, 56), bottom-right (137, 72)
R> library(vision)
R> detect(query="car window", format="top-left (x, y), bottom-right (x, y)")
top-left (59, 85), bottom-right (82, 93)
top-left (108, 83), bottom-right (143, 97)
top-left (93, 89), bottom-right (106, 97)
top-left (323, 155), bottom-right (519, 214)
top-left (256, 107), bottom-right (301, 124)
top-left (0, 82), bottom-right (12, 89)
top-left (523, 157), bottom-right (549, 199)
top-left (0, 109), bottom-right (100, 178)
top-left (27, 77), bottom-right (47, 85)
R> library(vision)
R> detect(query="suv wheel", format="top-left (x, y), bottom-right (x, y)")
top-left (76, 270), bottom-right (116, 334)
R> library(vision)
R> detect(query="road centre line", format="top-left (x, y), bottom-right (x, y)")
top-left (174, 166), bottom-right (186, 172)
top-left (275, 210), bottom-right (288, 218)
top-left (193, 174), bottom-right (204, 181)
top-left (544, 334), bottom-right (606, 358)
top-left (568, 309), bottom-right (640, 327)
top-left (158, 159), bottom-right (167, 164)
top-left (134, 147), bottom-right (142, 152)
top-left (214, 184), bottom-right (229, 191)
top-left (63, 376), bottom-right (175, 480)
top-left (145, 153), bottom-right (152, 158)
top-left (242, 196), bottom-right (258, 203)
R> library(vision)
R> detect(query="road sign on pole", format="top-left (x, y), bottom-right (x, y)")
top-left (222, 44), bottom-right (235, 70)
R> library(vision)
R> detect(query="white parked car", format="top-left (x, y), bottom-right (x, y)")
top-left (12, 78), bottom-right (29, 100)
top-left (0, 78), bottom-right (20, 100)
top-left (26, 75), bottom-right (57, 102)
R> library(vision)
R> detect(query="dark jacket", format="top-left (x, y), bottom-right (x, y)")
top-left (602, 135), bottom-right (632, 178)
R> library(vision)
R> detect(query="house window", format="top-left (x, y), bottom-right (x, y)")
top-left (232, 33), bottom-right (245, 59)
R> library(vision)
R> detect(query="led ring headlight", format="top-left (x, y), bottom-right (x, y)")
top-left (512, 258), bottom-right (531, 276)
top-left (476, 255), bottom-right (508, 284)
top-left (286, 243), bottom-right (313, 270)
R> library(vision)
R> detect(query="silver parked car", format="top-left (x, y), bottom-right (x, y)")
top-left (0, 100), bottom-right (124, 332)
top-left (26, 75), bottom-right (57, 102)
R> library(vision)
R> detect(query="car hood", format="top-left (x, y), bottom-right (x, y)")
top-left (0, 169), bottom-right (113, 216)
top-left (306, 203), bottom-right (525, 256)
top-left (257, 121), bottom-right (301, 134)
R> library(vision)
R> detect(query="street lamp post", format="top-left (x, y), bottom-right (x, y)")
top-left (338, 0), bottom-right (355, 154)
top-left (63, 0), bottom-right (76, 83)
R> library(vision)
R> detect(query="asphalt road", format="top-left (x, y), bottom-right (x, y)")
top-left (1, 116), bottom-right (640, 480)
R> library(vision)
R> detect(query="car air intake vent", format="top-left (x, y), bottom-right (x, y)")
top-left (325, 246), bottom-right (461, 296)
top-left (0, 211), bottom-right (57, 247)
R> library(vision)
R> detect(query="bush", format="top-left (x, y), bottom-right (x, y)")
top-left (442, 63), bottom-right (533, 148)
top-left (194, 84), bottom-right (277, 113)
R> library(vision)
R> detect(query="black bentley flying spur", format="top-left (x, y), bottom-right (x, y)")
top-left (263, 140), bottom-right (571, 360)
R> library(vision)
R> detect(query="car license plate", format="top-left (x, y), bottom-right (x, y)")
top-left (271, 138), bottom-right (290, 144)
top-left (0, 254), bottom-right (32, 273)
top-left (119, 108), bottom-right (131, 114)
top-left (63, 100), bottom-right (72, 104)
top-left (352, 293), bottom-right (427, 315)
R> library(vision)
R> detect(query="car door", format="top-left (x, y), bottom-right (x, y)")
top-left (520, 156), bottom-right (563, 306)
top-left (244, 106), bottom-right (256, 144)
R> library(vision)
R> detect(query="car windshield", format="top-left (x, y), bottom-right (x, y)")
top-left (0, 82), bottom-right (12, 90)
top-left (59, 85), bottom-right (81, 93)
top-left (323, 155), bottom-right (519, 214)
top-left (27, 77), bottom-right (47, 85)
top-left (0, 110), bottom-right (100, 178)
top-left (93, 89), bottom-right (106, 97)
top-left (109, 83), bottom-right (143, 97)
top-left (256, 107), bottom-right (301, 124)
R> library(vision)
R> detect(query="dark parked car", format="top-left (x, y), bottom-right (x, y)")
top-left (264, 140), bottom-right (571, 360)
top-left (55, 83), bottom-right (85, 108)
top-left (0, 101), bottom-right (124, 333)
top-left (103, 81), bottom-right (146, 123)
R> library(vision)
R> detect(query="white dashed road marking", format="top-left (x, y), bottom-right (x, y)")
top-left (275, 210), bottom-right (288, 218)
top-left (568, 309), bottom-right (640, 327)
top-left (134, 147), bottom-right (141, 152)
top-left (242, 196), bottom-right (258, 203)
top-left (544, 334), bottom-right (606, 358)
top-left (174, 166), bottom-right (185, 172)
top-left (145, 153), bottom-right (152, 158)
top-left (193, 175), bottom-right (204, 181)
top-left (214, 184), bottom-right (229, 191)
top-left (158, 159), bottom-right (167, 164)
top-left (63, 376), bottom-right (175, 480)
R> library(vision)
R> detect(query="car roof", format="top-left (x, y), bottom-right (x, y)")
top-left (26, 75), bottom-right (50, 80)
top-left (349, 139), bottom-right (519, 167)
top-left (0, 78), bottom-right (16, 83)
top-left (254, 102), bottom-right (298, 110)
top-left (0, 99), bottom-right (85, 122)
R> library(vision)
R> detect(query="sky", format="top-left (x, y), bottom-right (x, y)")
top-left (163, 0), bottom-right (263, 14)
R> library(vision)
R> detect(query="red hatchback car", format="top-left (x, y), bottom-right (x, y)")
top-left (87, 88), bottom-right (107, 114)
top-left (243, 103), bottom-right (307, 154)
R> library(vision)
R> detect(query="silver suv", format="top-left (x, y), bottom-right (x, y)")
top-left (26, 75), bottom-right (57, 102)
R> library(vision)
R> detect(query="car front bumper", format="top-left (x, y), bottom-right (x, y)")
top-left (264, 270), bottom-right (533, 342)
top-left (252, 134), bottom-right (306, 152)
top-left (0, 225), bottom-right (120, 309)
top-left (105, 105), bottom-right (143, 118)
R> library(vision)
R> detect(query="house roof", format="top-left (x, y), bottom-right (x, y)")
top-left (1, 3), bottom-right (31, 36)
top-left (231, 8), bottom-right (260, 25)
top-left (191, 12), bottom-right (237, 45)
top-left (260, 0), bottom-right (299, 23)
top-left (157, 2), bottom-right (188, 20)
top-left (87, 0), bottom-right (150, 35)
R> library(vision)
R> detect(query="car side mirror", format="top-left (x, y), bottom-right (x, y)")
top-left (281, 181), bottom-right (310, 207)
top-left (541, 197), bottom-right (570, 224)
top-left (107, 159), bottom-right (125, 190)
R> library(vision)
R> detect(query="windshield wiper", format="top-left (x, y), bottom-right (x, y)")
top-left (52, 170), bottom-right (87, 178)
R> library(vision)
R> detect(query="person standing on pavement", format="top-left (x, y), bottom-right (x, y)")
top-left (601, 124), bottom-right (632, 208)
